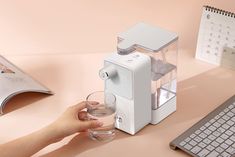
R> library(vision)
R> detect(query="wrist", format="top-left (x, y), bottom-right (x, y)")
top-left (39, 124), bottom-right (62, 144)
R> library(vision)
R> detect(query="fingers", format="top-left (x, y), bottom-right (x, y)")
top-left (78, 111), bottom-right (88, 120)
top-left (73, 101), bottom-right (87, 111)
top-left (79, 120), bottom-right (103, 131)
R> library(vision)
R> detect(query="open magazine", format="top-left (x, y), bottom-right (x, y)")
top-left (0, 55), bottom-right (53, 115)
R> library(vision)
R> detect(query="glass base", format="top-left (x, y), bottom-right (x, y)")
top-left (88, 129), bottom-right (115, 142)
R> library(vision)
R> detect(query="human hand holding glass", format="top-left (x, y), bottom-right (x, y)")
top-left (0, 101), bottom-right (104, 157)
top-left (48, 101), bottom-right (104, 141)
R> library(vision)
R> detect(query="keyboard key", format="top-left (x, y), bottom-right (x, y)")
top-left (200, 126), bottom-right (206, 131)
top-left (183, 144), bottom-right (192, 150)
top-left (222, 115), bottom-right (229, 121)
top-left (225, 130), bottom-right (233, 136)
top-left (230, 135), bottom-right (235, 142)
top-left (209, 125), bottom-right (216, 131)
top-left (226, 146), bottom-right (235, 154)
top-left (184, 137), bottom-right (191, 142)
top-left (195, 129), bottom-right (201, 135)
top-left (219, 111), bottom-right (225, 116)
top-left (216, 137), bottom-right (224, 143)
top-left (208, 134), bottom-right (216, 141)
top-left (221, 151), bottom-right (230, 157)
top-left (203, 138), bottom-right (211, 144)
top-left (206, 145), bottom-right (215, 151)
top-left (224, 108), bottom-right (229, 112)
top-left (222, 123), bottom-right (230, 129)
top-left (231, 117), bottom-right (235, 122)
top-left (229, 126), bottom-right (235, 132)
top-left (190, 134), bottom-right (196, 138)
top-left (218, 118), bottom-right (226, 124)
top-left (232, 108), bottom-right (235, 113)
top-left (211, 141), bottom-right (219, 147)
top-left (213, 122), bottom-right (221, 127)
top-left (209, 118), bottom-right (216, 123)
top-left (221, 134), bottom-right (229, 140)
top-left (205, 122), bottom-right (211, 127)
top-left (189, 140), bottom-right (197, 146)
top-left (214, 115), bottom-right (221, 119)
top-left (194, 136), bottom-right (202, 142)
top-left (198, 149), bottom-right (210, 157)
top-left (206, 150), bottom-right (219, 157)
top-left (226, 120), bottom-right (234, 126)
top-left (204, 129), bottom-right (212, 135)
top-left (217, 127), bottom-right (225, 134)
top-left (199, 132), bottom-right (207, 138)
top-left (179, 141), bottom-right (186, 146)
top-left (215, 146), bottom-right (224, 153)
top-left (221, 143), bottom-right (229, 149)
top-left (226, 111), bottom-right (234, 117)
top-left (225, 139), bottom-right (233, 146)
top-left (228, 105), bottom-right (234, 109)
top-left (198, 142), bottom-right (207, 148)
top-left (191, 146), bottom-right (202, 154)
top-left (213, 131), bottom-right (221, 137)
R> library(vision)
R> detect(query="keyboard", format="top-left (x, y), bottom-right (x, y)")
top-left (170, 95), bottom-right (235, 157)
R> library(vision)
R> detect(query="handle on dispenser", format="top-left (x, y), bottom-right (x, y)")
top-left (117, 39), bottom-right (136, 55)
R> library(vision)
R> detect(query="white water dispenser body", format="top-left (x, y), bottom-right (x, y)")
top-left (100, 52), bottom-right (152, 135)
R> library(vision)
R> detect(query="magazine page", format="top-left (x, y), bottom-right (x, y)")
top-left (0, 55), bottom-right (53, 115)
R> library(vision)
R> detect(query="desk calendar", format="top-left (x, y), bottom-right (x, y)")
top-left (195, 6), bottom-right (235, 65)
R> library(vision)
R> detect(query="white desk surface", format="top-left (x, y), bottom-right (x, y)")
top-left (1, 50), bottom-right (235, 157)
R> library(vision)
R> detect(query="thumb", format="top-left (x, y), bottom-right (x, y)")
top-left (79, 120), bottom-right (103, 131)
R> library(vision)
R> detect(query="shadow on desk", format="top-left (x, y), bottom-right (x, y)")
top-left (40, 131), bottom-right (129, 157)
top-left (2, 92), bottom-right (50, 115)
top-left (175, 67), bottom-right (235, 124)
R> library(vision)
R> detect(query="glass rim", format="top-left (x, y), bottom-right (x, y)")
top-left (86, 91), bottom-right (116, 104)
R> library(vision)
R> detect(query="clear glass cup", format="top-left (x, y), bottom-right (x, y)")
top-left (86, 91), bottom-right (116, 141)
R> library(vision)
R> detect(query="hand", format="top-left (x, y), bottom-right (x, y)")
top-left (0, 101), bottom-right (104, 157)
top-left (47, 101), bottom-right (103, 142)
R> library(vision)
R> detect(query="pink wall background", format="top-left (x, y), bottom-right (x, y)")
top-left (0, 0), bottom-right (234, 55)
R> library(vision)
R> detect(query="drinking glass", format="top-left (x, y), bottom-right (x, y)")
top-left (86, 91), bottom-right (116, 141)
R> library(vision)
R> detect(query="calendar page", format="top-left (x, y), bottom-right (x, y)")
top-left (195, 6), bottom-right (235, 65)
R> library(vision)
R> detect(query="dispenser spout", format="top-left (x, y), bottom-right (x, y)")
top-left (99, 65), bottom-right (117, 80)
